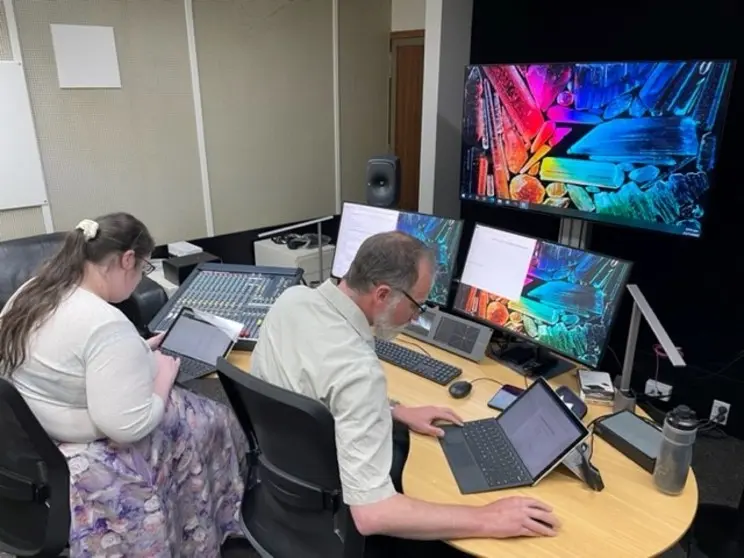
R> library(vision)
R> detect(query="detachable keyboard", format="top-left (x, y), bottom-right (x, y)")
top-left (461, 419), bottom-right (530, 488)
top-left (374, 338), bottom-right (462, 385)
top-left (159, 347), bottom-right (215, 383)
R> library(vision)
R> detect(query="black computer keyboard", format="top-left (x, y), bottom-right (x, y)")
top-left (160, 348), bottom-right (214, 382)
top-left (374, 338), bottom-right (462, 385)
top-left (462, 419), bottom-right (530, 488)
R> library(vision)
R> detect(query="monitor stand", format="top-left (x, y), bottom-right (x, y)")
top-left (488, 339), bottom-right (574, 381)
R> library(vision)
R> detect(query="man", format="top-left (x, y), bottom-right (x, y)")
top-left (250, 231), bottom-right (559, 554)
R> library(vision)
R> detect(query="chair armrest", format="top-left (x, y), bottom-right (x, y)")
top-left (113, 277), bottom-right (168, 335)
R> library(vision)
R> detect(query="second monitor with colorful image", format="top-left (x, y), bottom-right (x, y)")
top-left (452, 224), bottom-right (632, 372)
top-left (331, 202), bottom-right (464, 307)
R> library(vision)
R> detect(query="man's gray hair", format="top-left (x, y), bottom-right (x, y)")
top-left (344, 231), bottom-right (435, 294)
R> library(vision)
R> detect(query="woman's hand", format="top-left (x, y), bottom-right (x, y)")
top-left (146, 333), bottom-right (165, 350)
top-left (153, 350), bottom-right (180, 401)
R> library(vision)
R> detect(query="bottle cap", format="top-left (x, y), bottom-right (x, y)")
top-left (667, 405), bottom-right (698, 431)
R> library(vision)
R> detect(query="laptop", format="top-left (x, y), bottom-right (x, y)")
top-left (158, 306), bottom-right (236, 384)
top-left (439, 377), bottom-right (589, 494)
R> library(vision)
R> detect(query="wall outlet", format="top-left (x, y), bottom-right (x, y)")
top-left (710, 400), bottom-right (731, 425)
top-left (645, 379), bottom-right (672, 402)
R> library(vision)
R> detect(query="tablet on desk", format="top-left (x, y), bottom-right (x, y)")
top-left (439, 377), bottom-right (589, 494)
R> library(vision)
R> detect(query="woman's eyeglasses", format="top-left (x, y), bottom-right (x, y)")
top-left (141, 260), bottom-right (155, 275)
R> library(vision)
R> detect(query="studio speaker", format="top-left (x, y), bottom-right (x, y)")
top-left (366, 155), bottom-right (401, 208)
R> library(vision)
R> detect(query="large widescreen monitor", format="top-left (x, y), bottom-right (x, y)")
top-left (332, 203), bottom-right (463, 306)
top-left (452, 224), bottom-right (632, 372)
top-left (460, 60), bottom-right (736, 238)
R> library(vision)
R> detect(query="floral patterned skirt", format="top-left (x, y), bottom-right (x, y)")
top-left (59, 387), bottom-right (249, 557)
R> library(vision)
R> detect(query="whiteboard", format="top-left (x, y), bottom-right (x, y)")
top-left (0, 61), bottom-right (48, 210)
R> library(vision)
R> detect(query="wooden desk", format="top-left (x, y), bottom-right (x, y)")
top-left (227, 339), bottom-right (698, 558)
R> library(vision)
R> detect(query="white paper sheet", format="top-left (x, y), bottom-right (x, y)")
top-left (192, 309), bottom-right (243, 343)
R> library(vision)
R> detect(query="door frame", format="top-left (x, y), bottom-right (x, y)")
top-left (388, 30), bottom-right (425, 154)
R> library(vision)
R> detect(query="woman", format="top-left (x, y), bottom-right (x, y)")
top-left (0, 213), bottom-right (249, 557)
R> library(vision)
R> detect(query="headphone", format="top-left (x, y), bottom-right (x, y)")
top-left (271, 233), bottom-right (332, 250)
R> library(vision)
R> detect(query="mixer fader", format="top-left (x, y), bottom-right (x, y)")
top-left (148, 263), bottom-right (304, 350)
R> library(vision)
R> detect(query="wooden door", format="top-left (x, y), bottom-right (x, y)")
top-left (389, 31), bottom-right (425, 212)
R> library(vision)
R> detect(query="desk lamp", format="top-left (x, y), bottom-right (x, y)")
top-left (257, 215), bottom-right (335, 286)
top-left (614, 284), bottom-right (686, 413)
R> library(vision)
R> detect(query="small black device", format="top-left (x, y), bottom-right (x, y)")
top-left (439, 377), bottom-right (590, 494)
top-left (555, 385), bottom-right (588, 420)
top-left (448, 381), bottom-right (472, 399)
top-left (403, 308), bottom-right (492, 362)
top-left (163, 251), bottom-right (221, 285)
top-left (375, 338), bottom-right (462, 386)
top-left (158, 306), bottom-right (236, 384)
top-left (366, 155), bottom-right (401, 208)
top-left (594, 410), bottom-right (662, 473)
top-left (487, 384), bottom-right (525, 411)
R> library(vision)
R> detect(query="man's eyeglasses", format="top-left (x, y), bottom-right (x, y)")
top-left (399, 289), bottom-right (429, 316)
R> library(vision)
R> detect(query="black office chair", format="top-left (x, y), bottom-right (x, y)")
top-left (0, 378), bottom-right (70, 557)
top-left (216, 357), bottom-right (366, 558)
top-left (689, 490), bottom-right (744, 557)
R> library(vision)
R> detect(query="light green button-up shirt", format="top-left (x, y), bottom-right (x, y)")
top-left (250, 279), bottom-right (396, 506)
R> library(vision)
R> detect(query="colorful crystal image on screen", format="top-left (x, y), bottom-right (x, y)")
top-left (460, 61), bottom-right (735, 237)
top-left (396, 212), bottom-right (463, 306)
top-left (454, 241), bottom-right (631, 368)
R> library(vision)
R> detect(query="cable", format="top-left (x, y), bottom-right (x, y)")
top-left (395, 338), bottom-right (431, 357)
top-left (606, 346), bottom-right (623, 373)
top-left (470, 377), bottom-right (503, 388)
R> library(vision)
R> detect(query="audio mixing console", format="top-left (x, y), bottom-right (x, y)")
top-left (148, 263), bottom-right (303, 350)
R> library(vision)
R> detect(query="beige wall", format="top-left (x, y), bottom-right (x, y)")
top-left (0, 0), bottom-right (392, 242)
top-left (392, 0), bottom-right (426, 31)
top-left (193, 0), bottom-right (336, 235)
top-left (339, 0), bottom-right (391, 204)
top-left (13, 0), bottom-right (206, 244)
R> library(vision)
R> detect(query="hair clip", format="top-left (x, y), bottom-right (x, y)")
top-left (75, 219), bottom-right (99, 241)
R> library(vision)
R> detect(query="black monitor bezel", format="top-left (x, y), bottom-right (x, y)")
top-left (452, 222), bottom-right (633, 370)
top-left (330, 201), bottom-right (465, 307)
top-left (459, 58), bottom-right (738, 240)
top-left (499, 376), bottom-right (590, 482)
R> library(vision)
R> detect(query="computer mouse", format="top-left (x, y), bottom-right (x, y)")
top-left (448, 380), bottom-right (472, 399)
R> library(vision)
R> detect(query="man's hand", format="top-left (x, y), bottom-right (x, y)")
top-left (392, 405), bottom-right (463, 437)
top-left (480, 496), bottom-right (560, 538)
top-left (146, 333), bottom-right (165, 350)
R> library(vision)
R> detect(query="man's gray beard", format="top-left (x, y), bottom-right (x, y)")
top-left (373, 297), bottom-right (405, 341)
top-left (374, 320), bottom-right (404, 341)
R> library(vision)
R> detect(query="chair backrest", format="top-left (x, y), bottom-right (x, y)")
top-left (217, 357), bottom-right (364, 558)
top-left (0, 233), bottom-right (66, 311)
top-left (0, 378), bottom-right (70, 557)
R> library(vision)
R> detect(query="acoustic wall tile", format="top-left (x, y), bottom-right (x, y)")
top-left (193, 0), bottom-right (336, 235)
top-left (14, 0), bottom-right (206, 243)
